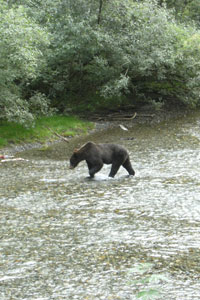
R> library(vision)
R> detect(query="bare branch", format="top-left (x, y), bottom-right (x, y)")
top-left (44, 126), bottom-right (69, 143)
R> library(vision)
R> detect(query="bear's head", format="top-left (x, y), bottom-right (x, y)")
top-left (69, 149), bottom-right (80, 169)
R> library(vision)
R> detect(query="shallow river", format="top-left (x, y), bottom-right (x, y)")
top-left (1, 112), bottom-right (200, 300)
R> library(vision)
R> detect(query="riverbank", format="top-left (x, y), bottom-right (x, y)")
top-left (0, 115), bottom-right (93, 155)
top-left (0, 106), bottom-right (191, 156)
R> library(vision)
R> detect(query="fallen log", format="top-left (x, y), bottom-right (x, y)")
top-left (88, 112), bottom-right (137, 121)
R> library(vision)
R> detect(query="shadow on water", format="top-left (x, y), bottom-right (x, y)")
top-left (1, 112), bottom-right (200, 299)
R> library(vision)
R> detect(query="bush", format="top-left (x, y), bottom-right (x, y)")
top-left (28, 93), bottom-right (56, 117)
top-left (183, 0), bottom-right (200, 26)
top-left (2, 0), bottom-right (200, 115)
top-left (0, 3), bottom-right (50, 125)
top-left (41, 0), bottom-right (200, 110)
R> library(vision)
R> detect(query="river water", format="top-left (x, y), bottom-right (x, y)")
top-left (0, 112), bottom-right (200, 299)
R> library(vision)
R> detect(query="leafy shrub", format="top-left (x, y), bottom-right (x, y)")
top-left (28, 93), bottom-right (56, 117)
top-left (0, 91), bottom-right (34, 126)
top-left (0, 3), bottom-right (50, 125)
top-left (2, 0), bottom-right (200, 116)
top-left (42, 0), bottom-right (200, 109)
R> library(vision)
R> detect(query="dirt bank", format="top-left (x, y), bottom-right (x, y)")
top-left (1, 106), bottom-right (190, 156)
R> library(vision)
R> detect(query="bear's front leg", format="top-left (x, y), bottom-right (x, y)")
top-left (122, 157), bottom-right (135, 176)
top-left (87, 162), bottom-right (103, 178)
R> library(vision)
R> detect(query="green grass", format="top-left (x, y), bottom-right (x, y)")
top-left (0, 115), bottom-right (93, 149)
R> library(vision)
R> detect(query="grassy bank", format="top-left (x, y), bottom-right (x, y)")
top-left (0, 115), bottom-right (93, 149)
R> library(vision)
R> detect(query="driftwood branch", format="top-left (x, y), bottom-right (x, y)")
top-left (88, 111), bottom-right (156, 121)
top-left (44, 126), bottom-right (69, 143)
top-left (94, 112), bottom-right (137, 121)
top-left (109, 112), bottom-right (137, 120)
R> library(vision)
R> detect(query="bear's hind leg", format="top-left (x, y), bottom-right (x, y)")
top-left (109, 162), bottom-right (122, 178)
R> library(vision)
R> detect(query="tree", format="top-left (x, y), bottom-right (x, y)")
top-left (0, 2), bottom-right (50, 125)
top-left (40, 0), bottom-right (200, 109)
top-left (2, 0), bottom-right (200, 120)
top-left (183, 0), bottom-right (200, 26)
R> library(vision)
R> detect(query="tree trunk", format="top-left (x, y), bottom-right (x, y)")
top-left (97, 0), bottom-right (103, 24)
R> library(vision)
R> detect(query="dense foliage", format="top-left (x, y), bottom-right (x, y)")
top-left (1, 0), bottom-right (200, 124)
top-left (0, 2), bottom-right (51, 125)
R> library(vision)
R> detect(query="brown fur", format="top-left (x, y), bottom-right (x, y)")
top-left (69, 142), bottom-right (135, 178)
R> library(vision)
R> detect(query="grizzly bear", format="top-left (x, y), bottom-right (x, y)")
top-left (69, 142), bottom-right (135, 178)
